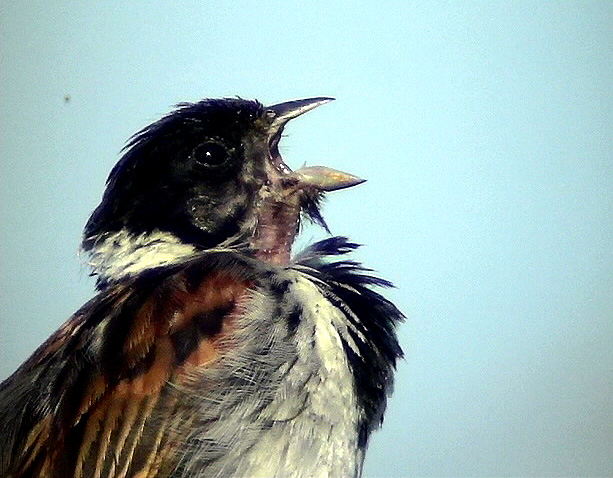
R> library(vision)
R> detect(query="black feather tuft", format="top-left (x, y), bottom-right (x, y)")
top-left (294, 236), bottom-right (404, 444)
top-left (294, 236), bottom-right (361, 261)
top-left (302, 192), bottom-right (330, 233)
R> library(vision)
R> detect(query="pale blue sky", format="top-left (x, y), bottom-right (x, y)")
top-left (1, 2), bottom-right (612, 476)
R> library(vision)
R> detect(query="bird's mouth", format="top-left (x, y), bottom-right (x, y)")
top-left (251, 97), bottom-right (365, 265)
top-left (268, 130), bottom-right (291, 175)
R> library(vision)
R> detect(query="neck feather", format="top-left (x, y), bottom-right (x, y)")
top-left (83, 229), bottom-right (197, 284)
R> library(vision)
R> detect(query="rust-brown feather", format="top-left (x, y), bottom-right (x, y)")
top-left (9, 268), bottom-right (250, 478)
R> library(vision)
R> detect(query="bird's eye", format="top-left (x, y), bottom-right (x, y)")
top-left (192, 141), bottom-right (230, 167)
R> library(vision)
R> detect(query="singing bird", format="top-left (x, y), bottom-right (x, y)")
top-left (0, 97), bottom-right (403, 477)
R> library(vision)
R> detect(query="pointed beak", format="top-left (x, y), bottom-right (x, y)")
top-left (267, 97), bottom-right (335, 134)
top-left (266, 97), bottom-right (365, 192)
top-left (288, 166), bottom-right (365, 192)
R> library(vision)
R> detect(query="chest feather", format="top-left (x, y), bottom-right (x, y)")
top-left (235, 276), bottom-right (361, 478)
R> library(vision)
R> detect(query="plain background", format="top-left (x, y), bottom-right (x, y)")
top-left (1, 2), bottom-right (611, 476)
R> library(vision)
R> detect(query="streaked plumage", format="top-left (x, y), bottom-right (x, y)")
top-left (0, 97), bottom-right (403, 477)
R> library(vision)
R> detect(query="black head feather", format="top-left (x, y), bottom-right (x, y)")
top-left (83, 98), bottom-right (269, 250)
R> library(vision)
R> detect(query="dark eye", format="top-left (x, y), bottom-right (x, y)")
top-left (192, 141), bottom-right (230, 167)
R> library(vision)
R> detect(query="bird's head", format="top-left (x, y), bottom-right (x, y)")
top-left (82, 97), bottom-right (363, 281)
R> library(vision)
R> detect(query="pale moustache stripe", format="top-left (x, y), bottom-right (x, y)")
top-left (85, 230), bottom-right (196, 281)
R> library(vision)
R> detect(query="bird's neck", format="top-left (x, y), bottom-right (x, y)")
top-left (83, 229), bottom-right (197, 284)
top-left (250, 191), bottom-right (302, 266)
top-left (84, 194), bottom-right (304, 283)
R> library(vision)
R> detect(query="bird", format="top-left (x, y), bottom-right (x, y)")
top-left (0, 97), bottom-right (403, 478)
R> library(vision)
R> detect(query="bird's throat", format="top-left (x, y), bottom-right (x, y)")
top-left (251, 194), bottom-right (301, 266)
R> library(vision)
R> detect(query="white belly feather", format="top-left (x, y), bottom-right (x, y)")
top-left (235, 275), bottom-right (361, 478)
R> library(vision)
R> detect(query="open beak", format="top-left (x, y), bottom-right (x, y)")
top-left (266, 97), bottom-right (365, 192)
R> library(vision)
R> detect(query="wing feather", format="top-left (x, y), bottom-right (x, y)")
top-left (0, 254), bottom-right (254, 478)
